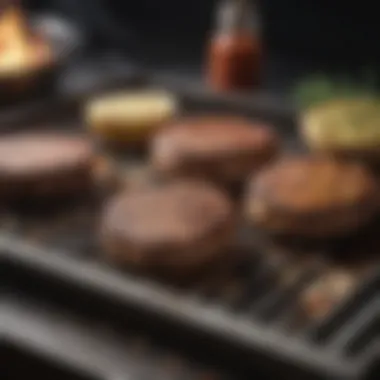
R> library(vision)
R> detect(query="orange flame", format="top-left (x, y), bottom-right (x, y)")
top-left (0, 6), bottom-right (51, 73)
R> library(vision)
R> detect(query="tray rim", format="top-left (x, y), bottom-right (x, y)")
top-left (2, 235), bottom-right (377, 380)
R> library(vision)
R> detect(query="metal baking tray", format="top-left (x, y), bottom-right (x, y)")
top-left (2, 290), bottom-right (241, 380)
top-left (1, 78), bottom-right (379, 380)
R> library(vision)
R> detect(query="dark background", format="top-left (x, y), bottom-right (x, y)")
top-left (24, 0), bottom-right (380, 91)
top-left (24, 0), bottom-right (380, 64)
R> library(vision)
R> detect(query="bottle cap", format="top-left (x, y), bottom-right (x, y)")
top-left (215, 0), bottom-right (259, 33)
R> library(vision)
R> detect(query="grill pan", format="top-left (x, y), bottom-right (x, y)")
top-left (1, 77), bottom-right (379, 380)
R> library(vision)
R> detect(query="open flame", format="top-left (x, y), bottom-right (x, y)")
top-left (0, 6), bottom-right (51, 74)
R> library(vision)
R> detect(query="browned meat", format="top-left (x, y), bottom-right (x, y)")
top-left (150, 116), bottom-right (279, 186)
top-left (244, 156), bottom-right (379, 237)
top-left (0, 133), bottom-right (95, 199)
top-left (100, 180), bottom-right (235, 277)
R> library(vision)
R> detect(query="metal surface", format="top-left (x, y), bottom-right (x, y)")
top-left (1, 81), bottom-right (379, 379)
top-left (2, 293), bottom-right (237, 380)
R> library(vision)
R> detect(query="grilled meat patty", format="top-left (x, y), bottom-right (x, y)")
top-left (151, 116), bottom-right (280, 186)
top-left (244, 156), bottom-right (379, 237)
top-left (101, 180), bottom-right (235, 276)
top-left (0, 133), bottom-right (95, 199)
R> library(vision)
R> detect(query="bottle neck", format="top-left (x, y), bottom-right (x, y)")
top-left (214, 0), bottom-right (259, 35)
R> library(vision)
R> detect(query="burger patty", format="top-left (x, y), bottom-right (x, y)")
top-left (0, 132), bottom-right (95, 199)
top-left (150, 116), bottom-right (280, 185)
top-left (244, 156), bottom-right (379, 237)
top-left (100, 180), bottom-right (235, 276)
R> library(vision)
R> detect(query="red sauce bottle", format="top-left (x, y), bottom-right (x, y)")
top-left (206, 0), bottom-right (262, 92)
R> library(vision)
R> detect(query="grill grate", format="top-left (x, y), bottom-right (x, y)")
top-left (1, 84), bottom-right (379, 379)
top-left (1, 191), bottom-right (379, 379)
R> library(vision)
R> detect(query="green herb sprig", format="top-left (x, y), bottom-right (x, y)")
top-left (293, 72), bottom-right (380, 110)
